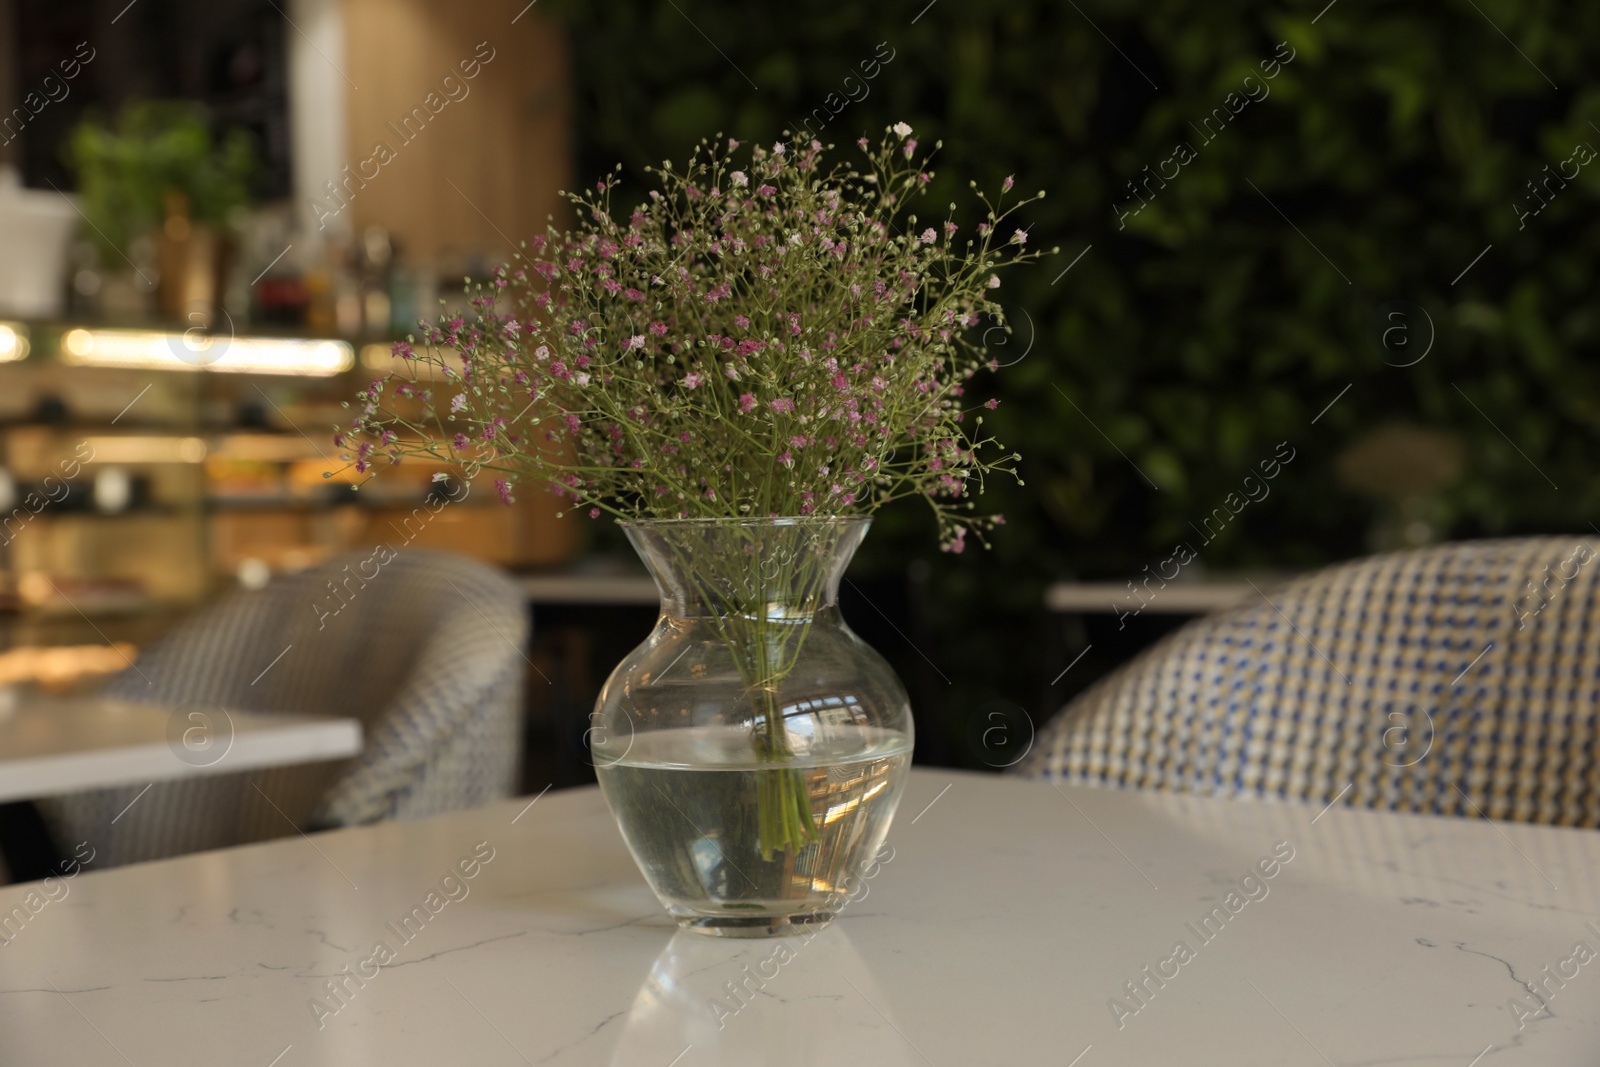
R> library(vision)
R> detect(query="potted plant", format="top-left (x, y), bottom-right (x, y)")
top-left (66, 101), bottom-right (256, 325)
top-left (343, 125), bottom-right (1048, 935)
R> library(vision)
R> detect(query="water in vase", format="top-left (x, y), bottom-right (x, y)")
top-left (596, 723), bottom-right (911, 935)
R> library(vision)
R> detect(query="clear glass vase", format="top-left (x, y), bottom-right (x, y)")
top-left (592, 516), bottom-right (913, 937)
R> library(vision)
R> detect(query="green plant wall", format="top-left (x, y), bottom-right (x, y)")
top-left (546, 0), bottom-right (1598, 763)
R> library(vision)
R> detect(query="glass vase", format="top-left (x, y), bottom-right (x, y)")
top-left (592, 516), bottom-right (913, 937)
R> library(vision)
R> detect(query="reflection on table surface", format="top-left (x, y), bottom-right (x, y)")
top-left (610, 926), bottom-right (917, 1067)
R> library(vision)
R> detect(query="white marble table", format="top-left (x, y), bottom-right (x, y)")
top-left (1, 769), bottom-right (1595, 1066)
top-left (0, 697), bottom-right (362, 802)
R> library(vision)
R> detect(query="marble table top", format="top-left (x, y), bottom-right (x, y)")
top-left (1, 768), bottom-right (1596, 1066)
top-left (0, 696), bottom-right (362, 803)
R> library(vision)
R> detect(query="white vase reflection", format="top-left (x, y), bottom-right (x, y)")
top-left (608, 926), bottom-right (918, 1066)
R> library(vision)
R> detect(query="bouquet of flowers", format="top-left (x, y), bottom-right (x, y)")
top-left (340, 124), bottom-right (1048, 856)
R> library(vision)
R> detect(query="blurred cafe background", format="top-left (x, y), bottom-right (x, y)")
top-left (0, 0), bottom-right (1595, 872)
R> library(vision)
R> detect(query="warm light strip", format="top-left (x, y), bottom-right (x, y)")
top-left (0, 323), bottom-right (28, 363)
top-left (211, 434), bottom-right (325, 462)
top-left (83, 436), bottom-right (208, 463)
top-left (61, 329), bottom-right (353, 376)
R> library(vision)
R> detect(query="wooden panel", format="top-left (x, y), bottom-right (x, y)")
top-left (340, 0), bottom-right (570, 264)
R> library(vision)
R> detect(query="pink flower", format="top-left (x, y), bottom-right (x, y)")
top-left (1002, 174), bottom-right (1015, 193)
top-left (738, 393), bottom-right (757, 414)
top-left (495, 479), bottom-right (513, 506)
top-left (985, 398), bottom-right (1000, 410)
top-left (682, 372), bottom-right (704, 389)
top-left (920, 228), bottom-right (936, 245)
top-left (769, 397), bottom-right (795, 414)
top-left (988, 275), bottom-right (1001, 288)
top-left (730, 170), bottom-right (749, 188)
top-left (627, 335), bottom-right (646, 350)
top-left (452, 433), bottom-right (468, 451)
top-left (624, 287), bottom-right (645, 301)
top-left (903, 138), bottom-right (918, 158)
top-left (649, 321), bottom-right (669, 336)
top-left (857, 136), bottom-right (869, 150)
top-left (734, 314), bottom-right (750, 329)
top-left (756, 184), bottom-right (777, 197)
top-left (589, 508), bottom-right (601, 519)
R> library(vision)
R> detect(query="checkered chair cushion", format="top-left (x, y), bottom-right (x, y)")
top-left (36, 550), bottom-right (528, 867)
top-left (1018, 537), bottom-right (1600, 827)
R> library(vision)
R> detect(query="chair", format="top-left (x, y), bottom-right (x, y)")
top-left (1018, 537), bottom-right (1600, 827)
top-left (36, 550), bottom-right (529, 867)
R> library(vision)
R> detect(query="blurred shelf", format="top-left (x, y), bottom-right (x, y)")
top-left (1044, 577), bottom-right (1295, 615)
top-left (10, 508), bottom-right (192, 520)
top-left (520, 572), bottom-right (658, 606)
top-left (14, 594), bottom-right (167, 619)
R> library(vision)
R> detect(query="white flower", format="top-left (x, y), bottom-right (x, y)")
top-left (730, 170), bottom-right (749, 188)
top-left (627, 335), bottom-right (646, 350)
top-left (535, 345), bottom-right (550, 361)
top-left (431, 472), bottom-right (448, 483)
top-left (893, 121), bottom-right (913, 139)
top-left (988, 275), bottom-right (1001, 289)
top-left (920, 227), bottom-right (937, 244)
top-left (772, 141), bottom-right (786, 156)
top-left (789, 232), bottom-right (802, 245)
top-left (449, 393), bottom-right (467, 412)
top-left (1010, 229), bottom-right (1029, 245)
top-left (574, 372), bottom-right (591, 386)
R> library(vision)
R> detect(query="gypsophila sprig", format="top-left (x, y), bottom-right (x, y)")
top-left (340, 125), bottom-right (1052, 552)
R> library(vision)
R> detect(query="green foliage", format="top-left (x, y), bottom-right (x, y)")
top-left (66, 101), bottom-right (258, 259)
top-left (546, 0), bottom-right (1599, 755)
